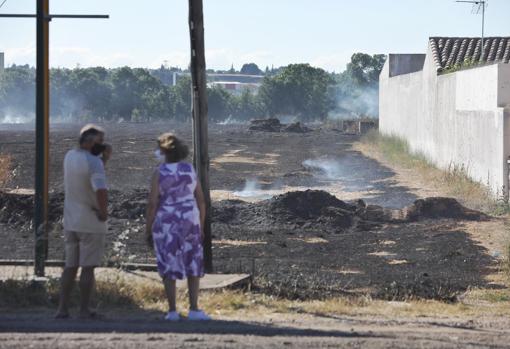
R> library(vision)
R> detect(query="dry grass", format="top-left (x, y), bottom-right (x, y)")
top-left (2, 271), bottom-right (510, 319)
top-left (355, 130), bottom-right (510, 279)
top-left (355, 130), bottom-right (508, 215)
top-left (0, 153), bottom-right (12, 187)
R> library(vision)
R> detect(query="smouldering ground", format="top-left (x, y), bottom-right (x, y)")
top-left (0, 122), bottom-right (419, 207)
top-left (0, 122), bottom-right (507, 300)
top-left (1, 122), bottom-right (510, 348)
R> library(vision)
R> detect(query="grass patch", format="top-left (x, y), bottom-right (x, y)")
top-left (356, 130), bottom-right (509, 215)
top-left (0, 153), bottom-right (12, 187)
top-left (3, 272), bottom-right (510, 319)
top-left (440, 58), bottom-right (483, 75)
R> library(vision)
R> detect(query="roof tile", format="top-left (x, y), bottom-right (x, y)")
top-left (429, 37), bottom-right (510, 71)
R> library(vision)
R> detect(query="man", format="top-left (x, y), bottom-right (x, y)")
top-left (55, 124), bottom-right (111, 319)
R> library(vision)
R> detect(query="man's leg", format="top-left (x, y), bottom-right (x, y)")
top-left (55, 267), bottom-right (78, 318)
top-left (163, 278), bottom-right (177, 312)
top-left (79, 267), bottom-right (96, 317)
top-left (78, 232), bottom-right (104, 317)
top-left (56, 231), bottom-right (79, 318)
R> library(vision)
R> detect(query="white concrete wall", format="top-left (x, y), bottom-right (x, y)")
top-left (380, 52), bottom-right (510, 197)
top-left (498, 63), bottom-right (510, 107)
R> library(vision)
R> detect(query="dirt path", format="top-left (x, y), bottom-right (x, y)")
top-left (1, 310), bottom-right (510, 348)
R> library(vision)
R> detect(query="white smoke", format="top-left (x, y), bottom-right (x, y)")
top-left (233, 178), bottom-right (273, 200)
top-left (278, 115), bottom-right (298, 124)
top-left (0, 114), bottom-right (84, 124)
top-left (0, 112), bottom-right (34, 124)
top-left (330, 85), bottom-right (379, 120)
top-left (217, 115), bottom-right (246, 125)
top-left (302, 158), bottom-right (344, 180)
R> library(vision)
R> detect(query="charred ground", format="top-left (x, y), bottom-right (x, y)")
top-left (0, 122), bottom-right (502, 300)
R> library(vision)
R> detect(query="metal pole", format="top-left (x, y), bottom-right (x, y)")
top-left (34, 0), bottom-right (50, 277)
top-left (189, 0), bottom-right (212, 273)
top-left (1, 4), bottom-right (108, 278)
top-left (455, 0), bottom-right (487, 59)
top-left (481, 1), bottom-right (485, 59)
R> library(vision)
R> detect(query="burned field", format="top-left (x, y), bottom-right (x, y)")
top-left (0, 122), bottom-right (501, 300)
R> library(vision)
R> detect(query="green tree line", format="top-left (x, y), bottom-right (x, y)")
top-left (0, 54), bottom-right (385, 123)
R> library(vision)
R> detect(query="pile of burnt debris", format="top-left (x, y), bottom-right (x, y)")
top-left (248, 118), bottom-right (312, 133)
top-left (1, 189), bottom-right (487, 233)
top-left (213, 190), bottom-right (487, 233)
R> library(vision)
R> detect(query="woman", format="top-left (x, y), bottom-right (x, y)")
top-left (145, 132), bottom-right (210, 321)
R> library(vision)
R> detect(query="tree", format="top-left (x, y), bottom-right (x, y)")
top-left (240, 63), bottom-right (263, 75)
top-left (344, 53), bottom-right (386, 86)
top-left (231, 89), bottom-right (263, 120)
top-left (0, 66), bottom-right (36, 120)
top-left (169, 75), bottom-right (192, 121)
top-left (110, 67), bottom-right (141, 119)
top-left (207, 85), bottom-right (232, 122)
top-left (332, 53), bottom-right (386, 117)
top-left (259, 63), bottom-right (334, 120)
top-left (132, 68), bottom-right (171, 121)
top-left (68, 67), bottom-right (112, 120)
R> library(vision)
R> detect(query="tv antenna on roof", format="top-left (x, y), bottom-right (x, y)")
top-left (456, 0), bottom-right (488, 58)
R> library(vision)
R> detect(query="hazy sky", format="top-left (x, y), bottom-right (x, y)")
top-left (1, 0), bottom-right (509, 72)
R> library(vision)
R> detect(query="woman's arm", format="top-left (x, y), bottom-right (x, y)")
top-left (145, 169), bottom-right (160, 245)
top-left (194, 180), bottom-right (206, 241)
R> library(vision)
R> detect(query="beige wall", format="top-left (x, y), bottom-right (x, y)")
top-left (380, 49), bottom-right (510, 197)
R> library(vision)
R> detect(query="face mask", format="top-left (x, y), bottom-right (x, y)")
top-left (154, 149), bottom-right (165, 162)
top-left (91, 143), bottom-right (106, 156)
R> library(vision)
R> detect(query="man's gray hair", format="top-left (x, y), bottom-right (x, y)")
top-left (80, 123), bottom-right (105, 135)
top-left (79, 124), bottom-right (105, 145)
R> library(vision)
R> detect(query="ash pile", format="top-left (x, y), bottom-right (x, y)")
top-left (212, 190), bottom-right (489, 300)
top-left (0, 189), bottom-right (487, 232)
top-left (0, 188), bottom-right (491, 301)
top-left (248, 118), bottom-right (311, 133)
top-left (0, 189), bottom-right (148, 230)
top-left (0, 190), bottom-right (64, 231)
top-left (213, 190), bottom-right (487, 234)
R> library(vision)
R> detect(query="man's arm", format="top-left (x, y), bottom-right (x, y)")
top-left (89, 156), bottom-right (108, 221)
top-left (101, 144), bottom-right (112, 165)
top-left (96, 189), bottom-right (108, 222)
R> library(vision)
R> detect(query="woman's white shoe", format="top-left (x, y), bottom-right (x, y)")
top-left (164, 311), bottom-right (181, 321)
top-left (187, 310), bottom-right (211, 321)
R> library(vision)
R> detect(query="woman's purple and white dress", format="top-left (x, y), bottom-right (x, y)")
top-left (152, 162), bottom-right (204, 280)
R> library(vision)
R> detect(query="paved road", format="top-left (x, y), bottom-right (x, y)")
top-left (1, 311), bottom-right (510, 348)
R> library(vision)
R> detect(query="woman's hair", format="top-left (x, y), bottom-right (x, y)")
top-left (157, 132), bottom-right (189, 163)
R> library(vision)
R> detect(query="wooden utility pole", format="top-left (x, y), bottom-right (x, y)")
top-left (188, 0), bottom-right (213, 272)
top-left (0, 1), bottom-right (108, 277)
top-left (34, 0), bottom-right (50, 277)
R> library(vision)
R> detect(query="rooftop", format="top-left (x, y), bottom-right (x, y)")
top-left (429, 37), bottom-right (510, 71)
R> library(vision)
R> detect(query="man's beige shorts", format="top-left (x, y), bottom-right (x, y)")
top-left (64, 231), bottom-right (105, 267)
